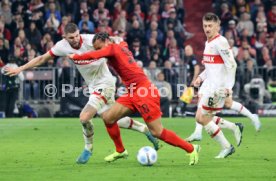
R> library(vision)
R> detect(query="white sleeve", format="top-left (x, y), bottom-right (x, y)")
top-left (199, 70), bottom-right (207, 81)
top-left (216, 38), bottom-right (237, 89)
top-left (50, 40), bottom-right (67, 57)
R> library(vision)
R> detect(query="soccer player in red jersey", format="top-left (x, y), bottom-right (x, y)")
top-left (69, 32), bottom-right (200, 165)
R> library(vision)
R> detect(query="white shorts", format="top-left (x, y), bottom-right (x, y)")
top-left (86, 87), bottom-right (115, 115)
top-left (198, 83), bottom-right (226, 115)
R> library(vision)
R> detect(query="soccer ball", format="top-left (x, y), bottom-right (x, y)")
top-left (137, 146), bottom-right (157, 166)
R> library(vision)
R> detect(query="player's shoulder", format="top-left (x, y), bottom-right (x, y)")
top-left (215, 35), bottom-right (228, 44)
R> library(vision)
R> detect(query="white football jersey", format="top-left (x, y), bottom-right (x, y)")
top-left (199, 34), bottom-right (237, 92)
top-left (49, 34), bottom-right (115, 92)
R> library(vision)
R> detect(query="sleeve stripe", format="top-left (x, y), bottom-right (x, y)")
top-left (48, 49), bottom-right (56, 57)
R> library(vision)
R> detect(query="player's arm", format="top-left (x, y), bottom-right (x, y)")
top-left (4, 52), bottom-right (53, 77)
top-left (217, 39), bottom-right (237, 89)
top-left (70, 44), bottom-right (115, 60)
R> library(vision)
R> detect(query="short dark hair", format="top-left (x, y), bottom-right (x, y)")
top-left (92, 32), bottom-right (110, 44)
top-left (64, 23), bottom-right (78, 34)
top-left (203, 12), bottom-right (220, 23)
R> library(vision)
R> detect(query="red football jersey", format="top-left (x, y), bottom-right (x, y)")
top-left (73, 42), bottom-right (149, 87)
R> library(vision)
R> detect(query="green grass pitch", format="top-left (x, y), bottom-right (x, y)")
top-left (0, 117), bottom-right (275, 181)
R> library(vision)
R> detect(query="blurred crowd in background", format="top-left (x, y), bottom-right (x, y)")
top-left (0, 0), bottom-right (275, 117)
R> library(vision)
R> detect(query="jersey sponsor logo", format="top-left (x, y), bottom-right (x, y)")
top-left (202, 54), bottom-right (224, 64)
top-left (220, 49), bottom-right (231, 58)
top-left (73, 59), bottom-right (98, 65)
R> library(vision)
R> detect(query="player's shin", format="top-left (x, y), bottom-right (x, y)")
top-left (160, 128), bottom-right (194, 153)
top-left (204, 120), bottom-right (231, 149)
top-left (105, 122), bottom-right (125, 153)
top-left (214, 116), bottom-right (236, 131)
top-left (81, 120), bottom-right (94, 151)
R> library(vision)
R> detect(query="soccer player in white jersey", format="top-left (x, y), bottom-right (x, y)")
top-left (186, 14), bottom-right (261, 143)
top-left (5, 23), bottom-right (159, 163)
top-left (192, 13), bottom-right (241, 158)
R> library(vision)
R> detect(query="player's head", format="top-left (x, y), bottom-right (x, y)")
top-left (92, 32), bottom-right (111, 50)
top-left (202, 12), bottom-right (220, 40)
top-left (63, 23), bottom-right (81, 49)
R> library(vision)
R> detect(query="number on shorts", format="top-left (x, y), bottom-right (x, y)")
top-left (139, 104), bottom-right (150, 114)
top-left (208, 97), bottom-right (214, 107)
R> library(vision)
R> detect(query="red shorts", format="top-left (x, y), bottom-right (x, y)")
top-left (116, 81), bottom-right (162, 122)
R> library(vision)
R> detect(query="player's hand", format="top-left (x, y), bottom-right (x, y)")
top-left (4, 66), bottom-right (22, 77)
top-left (193, 77), bottom-right (202, 88)
top-left (67, 54), bottom-right (75, 59)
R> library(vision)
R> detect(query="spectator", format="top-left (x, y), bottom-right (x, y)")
top-left (57, 16), bottom-right (69, 37)
top-left (78, 13), bottom-right (95, 33)
top-left (112, 1), bottom-right (122, 20)
top-left (0, 21), bottom-right (11, 41)
top-left (0, 1), bottom-right (13, 25)
top-left (154, 72), bottom-right (172, 101)
top-left (267, 3), bottom-right (276, 33)
top-left (255, 11), bottom-right (267, 33)
top-left (223, 20), bottom-right (240, 45)
top-left (60, 0), bottom-right (77, 22)
top-left (236, 13), bottom-right (255, 37)
top-left (76, 0), bottom-right (91, 23)
top-left (220, 3), bottom-right (233, 30)
top-left (237, 40), bottom-right (256, 62)
top-left (95, 19), bottom-right (112, 35)
top-left (112, 10), bottom-right (128, 32)
top-left (146, 21), bottom-right (164, 44)
top-left (154, 72), bottom-right (172, 117)
top-left (162, 38), bottom-right (183, 66)
top-left (45, 2), bottom-right (61, 22)
top-left (232, 0), bottom-right (250, 18)
top-left (127, 20), bottom-right (145, 45)
top-left (44, 13), bottom-right (60, 38)
top-left (130, 39), bottom-right (148, 66)
top-left (93, 0), bottom-right (109, 24)
top-left (130, 4), bottom-right (145, 21)
top-left (18, 29), bottom-right (29, 47)
top-left (183, 45), bottom-right (200, 85)
top-left (0, 37), bottom-right (9, 64)
top-left (163, 60), bottom-right (178, 99)
top-left (147, 61), bottom-right (161, 81)
top-left (228, 38), bottom-right (239, 58)
top-left (146, 38), bottom-right (161, 64)
top-left (1, 56), bottom-right (24, 117)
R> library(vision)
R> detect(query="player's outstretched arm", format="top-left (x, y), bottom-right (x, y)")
top-left (69, 44), bottom-right (115, 61)
top-left (4, 52), bottom-right (53, 77)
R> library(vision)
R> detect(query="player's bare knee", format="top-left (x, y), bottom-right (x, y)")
top-left (79, 112), bottom-right (90, 123)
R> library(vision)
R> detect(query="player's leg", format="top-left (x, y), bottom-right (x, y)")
top-left (224, 97), bottom-right (261, 131)
top-left (197, 93), bottom-right (235, 158)
top-left (186, 121), bottom-right (203, 142)
top-left (134, 84), bottom-right (200, 165)
top-left (196, 110), bottom-right (235, 158)
top-left (100, 102), bottom-right (133, 162)
top-left (214, 116), bottom-right (243, 147)
top-left (144, 118), bottom-right (200, 165)
top-left (117, 117), bottom-right (160, 150)
top-left (76, 104), bottom-right (97, 164)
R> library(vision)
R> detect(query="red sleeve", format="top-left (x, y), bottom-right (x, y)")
top-left (73, 44), bottom-right (115, 60)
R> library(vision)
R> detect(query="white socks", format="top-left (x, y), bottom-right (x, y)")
top-left (81, 121), bottom-right (94, 151)
top-left (117, 117), bottom-right (147, 133)
top-left (214, 116), bottom-right (236, 132)
top-left (231, 101), bottom-right (255, 122)
top-left (204, 120), bottom-right (231, 149)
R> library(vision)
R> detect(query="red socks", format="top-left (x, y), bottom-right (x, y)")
top-left (105, 122), bottom-right (125, 153)
top-left (160, 128), bottom-right (194, 153)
